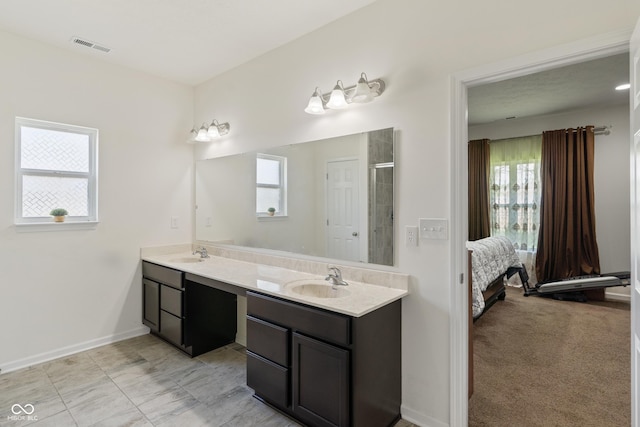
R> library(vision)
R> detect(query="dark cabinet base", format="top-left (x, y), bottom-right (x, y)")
top-left (142, 262), bottom-right (238, 358)
top-left (184, 279), bottom-right (237, 356)
top-left (246, 291), bottom-right (401, 427)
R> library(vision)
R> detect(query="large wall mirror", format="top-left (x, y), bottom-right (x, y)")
top-left (195, 127), bottom-right (394, 266)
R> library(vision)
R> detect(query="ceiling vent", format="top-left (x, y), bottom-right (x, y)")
top-left (70, 36), bottom-right (111, 53)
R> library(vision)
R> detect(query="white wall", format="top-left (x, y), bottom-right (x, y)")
top-left (470, 104), bottom-right (631, 297)
top-left (0, 31), bottom-right (194, 370)
top-left (192, 1), bottom-right (640, 425)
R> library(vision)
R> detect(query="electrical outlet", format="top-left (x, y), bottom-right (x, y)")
top-left (405, 225), bottom-right (419, 247)
top-left (170, 216), bottom-right (179, 229)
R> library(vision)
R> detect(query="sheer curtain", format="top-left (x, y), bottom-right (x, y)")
top-left (489, 135), bottom-right (542, 283)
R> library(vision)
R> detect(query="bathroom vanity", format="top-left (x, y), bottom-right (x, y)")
top-left (142, 261), bottom-right (237, 356)
top-left (247, 291), bottom-right (401, 427)
top-left (141, 246), bottom-right (408, 427)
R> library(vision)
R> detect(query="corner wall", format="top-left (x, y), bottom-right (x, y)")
top-left (0, 30), bottom-right (194, 370)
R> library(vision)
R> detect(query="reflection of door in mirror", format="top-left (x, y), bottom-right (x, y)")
top-left (326, 159), bottom-right (361, 262)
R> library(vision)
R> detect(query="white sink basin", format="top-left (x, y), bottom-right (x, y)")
top-left (169, 257), bottom-right (204, 264)
top-left (286, 279), bottom-right (350, 298)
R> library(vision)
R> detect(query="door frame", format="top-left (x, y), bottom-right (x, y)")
top-left (450, 30), bottom-right (631, 425)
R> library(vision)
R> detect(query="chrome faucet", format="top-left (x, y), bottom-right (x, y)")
top-left (193, 247), bottom-right (210, 259)
top-left (325, 267), bottom-right (348, 287)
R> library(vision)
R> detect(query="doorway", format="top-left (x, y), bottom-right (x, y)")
top-left (449, 33), bottom-right (631, 425)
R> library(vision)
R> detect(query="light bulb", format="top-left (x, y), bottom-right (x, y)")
top-left (351, 73), bottom-right (374, 103)
top-left (207, 120), bottom-right (220, 138)
top-left (304, 88), bottom-right (326, 115)
top-left (195, 124), bottom-right (209, 142)
top-left (326, 81), bottom-right (348, 109)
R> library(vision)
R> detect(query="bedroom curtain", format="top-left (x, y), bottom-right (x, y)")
top-left (468, 139), bottom-right (491, 240)
top-left (488, 135), bottom-right (542, 252)
top-left (535, 126), bottom-right (601, 283)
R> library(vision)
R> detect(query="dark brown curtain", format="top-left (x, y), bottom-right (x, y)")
top-left (535, 126), bottom-right (600, 282)
top-left (468, 139), bottom-right (491, 241)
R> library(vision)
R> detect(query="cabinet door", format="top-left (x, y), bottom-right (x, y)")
top-left (143, 279), bottom-right (159, 332)
top-left (292, 332), bottom-right (350, 427)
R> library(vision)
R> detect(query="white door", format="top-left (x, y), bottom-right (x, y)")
top-left (631, 16), bottom-right (640, 427)
top-left (326, 159), bottom-right (360, 262)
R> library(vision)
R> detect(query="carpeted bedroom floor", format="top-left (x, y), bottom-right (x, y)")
top-left (468, 286), bottom-right (630, 427)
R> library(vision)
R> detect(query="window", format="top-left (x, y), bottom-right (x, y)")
top-left (256, 153), bottom-right (286, 216)
top-left (489, 135), bottom-right (541, 251)
top-left (15, 117), bottom-right (98, 225)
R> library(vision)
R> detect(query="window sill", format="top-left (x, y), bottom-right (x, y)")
top-left (257, 215), bottom-right (288, 221)
top-left (14, 221), bottom-right (99, 232)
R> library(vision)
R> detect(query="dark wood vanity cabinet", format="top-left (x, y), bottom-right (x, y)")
top-left (142, 261), bottom-right (237, 357)
top-left (246, 291), bottom-right (401, 427)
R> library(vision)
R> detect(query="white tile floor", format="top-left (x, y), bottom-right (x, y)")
top-left (0, 334), bottom-right (415, 427)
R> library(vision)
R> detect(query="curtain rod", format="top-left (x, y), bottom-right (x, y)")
top-left (491, 125), bottom-right (611, 141)
top-left (544, 126), bottom-right (610, 135)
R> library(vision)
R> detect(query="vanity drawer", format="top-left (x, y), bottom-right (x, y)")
top-left (247, 291), bottom-right (351, 347)
top-left (247, 315), bottom-right (289, 367)
top-left (247, 351), bottom-right (289, 408)
top-left (143, 262), bottom-right (183, 289)
top-left (160, 285), bottom-right (183, 317)
top-left (160, 310), bottom-right (182, 346)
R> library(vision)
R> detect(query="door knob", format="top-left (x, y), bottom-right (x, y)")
top-left (352, 232), bottom-right (359, 237)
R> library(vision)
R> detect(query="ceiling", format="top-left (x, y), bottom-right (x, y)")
top-left (0, 2), bottom-right (629, 118)
top-left (468, 53), bottom-right (630, 126)
top-left (0, 0), bottom-right (377, 86)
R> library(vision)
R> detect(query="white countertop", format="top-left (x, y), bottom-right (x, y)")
top-left (141, 251), bottom-right (408, 317)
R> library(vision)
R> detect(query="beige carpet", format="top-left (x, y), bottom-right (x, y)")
top-left (469, 286), bottom-right (630, 427)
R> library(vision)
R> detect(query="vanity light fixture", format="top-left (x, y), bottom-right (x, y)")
top-left (304, 72), bottom-right (385, 115)
top-left (188, 119), bottom-right (230, 143)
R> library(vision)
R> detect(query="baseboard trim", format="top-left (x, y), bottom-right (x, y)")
top-left (235, 333), bottom-right (247, 347)
top-left (0, 326), bottom-right (150, 375)
top-left (605, 291), bottom-right (631, 302)
top-left (401, 404), bottom-right (448, 427)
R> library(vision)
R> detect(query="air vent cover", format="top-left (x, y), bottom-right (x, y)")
top-left (70, 36), bottom-right (111, 53)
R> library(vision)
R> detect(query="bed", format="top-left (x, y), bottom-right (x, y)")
top-left (466, 236), bottom-right (527, 398)
top-left (466, 236), bottom-right (526, 319)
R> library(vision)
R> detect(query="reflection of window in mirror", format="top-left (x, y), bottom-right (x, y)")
top-left (256, 153), bottom-right (287, 217)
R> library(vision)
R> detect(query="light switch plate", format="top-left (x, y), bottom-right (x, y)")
top-left (170, 216), bottom-right (179, 229)
top-left (419, 218), bottom-right (448, 240)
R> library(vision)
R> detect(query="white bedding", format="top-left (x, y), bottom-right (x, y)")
top-left (466, 236), bottom-right (523, 318)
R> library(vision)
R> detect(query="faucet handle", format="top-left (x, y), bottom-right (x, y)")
top-left (193, 246), bottom-right (210, 258)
